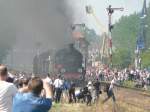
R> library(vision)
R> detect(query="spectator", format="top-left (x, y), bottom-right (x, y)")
top-left (18, 77), bottom-right (30, 92)
top-left (53, 75), bottom-right (63, 103)
top-left (93, 79), bottom-right (101, 99)
top-left (62, 79), bottom-right (70, 102)
top-left (147, 73), bottom-right (150, 85)
top-left (13, 77), bottom-right (53, 112)
top-left (102, 73), bottom-right (118, 104)
top-left (45, 73), bottom-right (53, 85)
top-left (0, 65), bottom-right (17, 112)
top-left (68, 82), bottom-right (76, 103)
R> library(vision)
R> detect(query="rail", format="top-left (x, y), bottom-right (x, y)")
top-left (100, 81), bottom-right (150, 97)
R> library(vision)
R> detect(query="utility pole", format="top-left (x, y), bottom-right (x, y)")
top-left (106, 5), bottom-right (124, 67)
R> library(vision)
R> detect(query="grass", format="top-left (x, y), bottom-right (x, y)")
top-left (121, 80), bottom-right (135, 88)
top-left (50, 87), bottom-right (150, 112)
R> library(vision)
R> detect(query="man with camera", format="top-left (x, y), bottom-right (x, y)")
top-left (13, 77), bottom-right (53, 112)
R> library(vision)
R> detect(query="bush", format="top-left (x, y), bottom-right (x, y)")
top-left (122, 80), bottom-right (135, 88)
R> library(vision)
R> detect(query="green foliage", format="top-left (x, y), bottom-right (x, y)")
top-left (111, 4), bottom-right (150, 68)
top-left (112, 48), bottom-right (132, 68)
top-left (112, 14), bottom-right (140, 49)
top-left (141, 50), bottom-right (150, 68)
top-left (122, 80), bottom-right (135, 88)
top-left (145, 4), bottom-right (150, 48)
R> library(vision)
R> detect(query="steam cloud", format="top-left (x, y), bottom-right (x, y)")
top-left (1, 0), bottom-right (86, 71)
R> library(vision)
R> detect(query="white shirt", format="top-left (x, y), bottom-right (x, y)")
top-left (45, 77), bottom-right (53, 85)
top-left (130, 70), bottom-right (134, 74)
top-left (53, 79), bottom-right (63, 88)
top-left (75, 90), bottom-right (80, 96)
top-left (0, 81), bottom-right (17, 112)
top-left (109, 77), bottom-right (117, 91)
top-left (87, 85), bottom-right (93, 91)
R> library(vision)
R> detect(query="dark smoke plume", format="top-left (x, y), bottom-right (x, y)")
top-left (1, 0), bottom-right (86, 71)
top-left (0, 0), bottom-right (16, 62)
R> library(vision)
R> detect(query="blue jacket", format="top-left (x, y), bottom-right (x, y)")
top-left (13, 92), bottom-right (52, 112)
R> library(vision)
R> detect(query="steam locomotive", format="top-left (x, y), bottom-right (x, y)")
top-left (33, 44), bottom-right (85, 81)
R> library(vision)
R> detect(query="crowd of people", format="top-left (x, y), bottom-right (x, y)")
top-left (0, 65), bottom-right (53, 112)
top-left (0, 64), bottom-right (118, 112)
top-left (86, 67), bottom-right (150, 89)
top-left (0, 64), bottom-right (150, 112)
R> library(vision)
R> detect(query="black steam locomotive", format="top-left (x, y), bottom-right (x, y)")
top-left (33, 44), bottom-right (85, 81)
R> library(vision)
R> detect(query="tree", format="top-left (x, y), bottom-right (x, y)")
top-left (141, 50), bottom-right (150, 68)
top-left (111, 5), bottom-right (150, 68)
top-left (112, 48), bottom-right (132, 68)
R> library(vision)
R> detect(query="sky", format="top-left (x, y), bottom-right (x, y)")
top-left (76, 0), bottom-right (150, 34)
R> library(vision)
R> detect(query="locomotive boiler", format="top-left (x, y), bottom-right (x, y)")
top-left (33, 44), bottom-right (85, 81)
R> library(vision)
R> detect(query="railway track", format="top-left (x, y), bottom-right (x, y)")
top-left (101, 81), bottom-right (150, 97)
